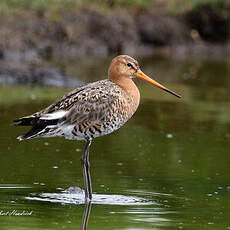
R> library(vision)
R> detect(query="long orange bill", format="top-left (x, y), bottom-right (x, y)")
top-left (135, 69), bottom-right (181, 98)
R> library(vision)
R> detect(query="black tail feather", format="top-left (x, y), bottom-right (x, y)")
top-left (17, 124), bottom-right (47, 141)
top-left (15, 117), bottom-right (60, 141)
top-left (13, 117), bottom-right (38, 126)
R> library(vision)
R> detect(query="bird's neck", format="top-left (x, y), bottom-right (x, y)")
top-left (110, 77), bottom-right (140, 108)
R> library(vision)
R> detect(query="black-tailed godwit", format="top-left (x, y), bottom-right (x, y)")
top-left (14, 55), bottom-right (181, 201)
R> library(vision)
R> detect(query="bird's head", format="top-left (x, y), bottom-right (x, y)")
top-left (108, 55), bottom-right (181, 98)
top-left (108, 55), bottom-right (139, 79)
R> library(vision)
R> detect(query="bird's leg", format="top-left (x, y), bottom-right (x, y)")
top-left (81, 139), bottom-right (92, 201)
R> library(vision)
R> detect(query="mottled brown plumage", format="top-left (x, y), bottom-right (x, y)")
top-left (14, 79), bottom-right (139, 140)
top-left (14, 55), bottom-right (181, 201)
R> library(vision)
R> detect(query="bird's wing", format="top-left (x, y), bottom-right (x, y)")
top-left (14, 80), bottom-right (130, 140)
top-left (14, 80), bottom-right (128, 127)
top-left (13, 82), bottom-right (87, 126)
top-left (60, 80), bottom-right (128, 126)
top-left (13, 81), bottom-right (95, 125)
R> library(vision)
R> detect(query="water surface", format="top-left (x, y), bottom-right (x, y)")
top-left (0, 56), bottom-right (230, 229)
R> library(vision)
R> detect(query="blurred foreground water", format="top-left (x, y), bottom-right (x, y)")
top-left (0, 55), bottom-right (230, 229)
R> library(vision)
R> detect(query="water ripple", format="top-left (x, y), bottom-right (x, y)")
top-left (26, 188), bottom-right (156, 205)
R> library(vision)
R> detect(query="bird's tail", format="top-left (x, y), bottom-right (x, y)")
top-left (17, 124), bottom-right (47, 141)
top-left (13, 116), bottom-right (37, 126)
top-left (13, 116), bottom-right (59, 141)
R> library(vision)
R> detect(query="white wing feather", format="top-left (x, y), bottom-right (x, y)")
top-left (39, 110), bottom-right (67, 120)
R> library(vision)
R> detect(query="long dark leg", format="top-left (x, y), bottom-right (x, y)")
top-left (80, 200), bottom-right (92, 230)
top-left (81, 139), bottom-right (92, 201)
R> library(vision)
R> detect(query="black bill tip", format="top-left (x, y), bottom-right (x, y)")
top-left (164, 88), bottom-right (182, 98)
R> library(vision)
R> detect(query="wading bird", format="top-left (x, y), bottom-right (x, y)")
top-left (14, 55), bottom-right (181, 202)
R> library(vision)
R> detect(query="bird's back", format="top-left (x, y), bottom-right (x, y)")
top-left (14, 79), bottom-right (139, 141)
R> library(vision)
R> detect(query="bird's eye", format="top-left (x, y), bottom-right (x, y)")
top-left (127, 63), bottom-right (133, 68)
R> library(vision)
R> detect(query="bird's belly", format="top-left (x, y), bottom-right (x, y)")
top-left (71, 121), bottom-right (125, 140)
top-left (41, 118), bottom-right (127, 141)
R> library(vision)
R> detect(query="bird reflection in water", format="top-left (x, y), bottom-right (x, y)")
top-left (81, 201), bottom-right (92, 230)
top-left (64, 186), bottom-right (91, 229)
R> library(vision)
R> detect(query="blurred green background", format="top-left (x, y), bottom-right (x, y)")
top-left (1, 0), bottom-right (230, 14)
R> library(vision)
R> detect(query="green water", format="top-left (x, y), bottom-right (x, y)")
top-left (1, 56), bottom-right (230, 229)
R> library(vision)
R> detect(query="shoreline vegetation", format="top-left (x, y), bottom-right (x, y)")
top-left (0, 0), bottom-right (229, 61)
